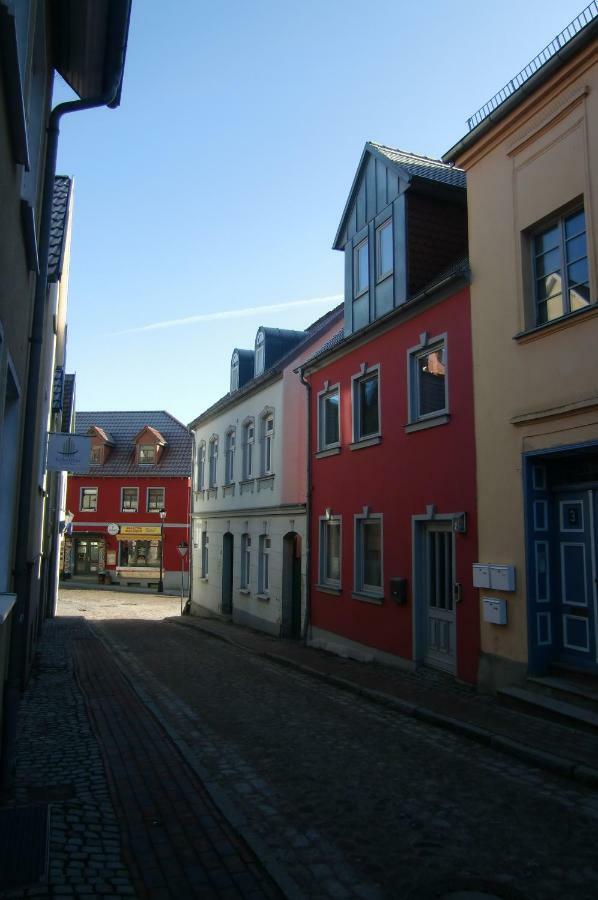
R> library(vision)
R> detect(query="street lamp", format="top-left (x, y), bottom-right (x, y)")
top-left (158, 508), bottom-right (167, 593)
top-left (176, 541), bottom-right (189, 615)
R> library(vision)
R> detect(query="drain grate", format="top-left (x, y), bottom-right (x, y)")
top-left (0, 804), bottom-right (50, 891)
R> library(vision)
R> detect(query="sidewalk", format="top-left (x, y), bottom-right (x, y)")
top-left (169, 614), bottom-right (598, 789)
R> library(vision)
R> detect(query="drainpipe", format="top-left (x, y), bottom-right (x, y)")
top-left (1, 75), bottom-right (125, 791)
top-left (299, 368), bottom-right (312, 644)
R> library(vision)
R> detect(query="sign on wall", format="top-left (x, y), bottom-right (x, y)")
top-left (47, 434), bottom-right (91, 473)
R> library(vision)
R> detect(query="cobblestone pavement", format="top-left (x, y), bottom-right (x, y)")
top-left (77, 592), bottom-right (598, 900)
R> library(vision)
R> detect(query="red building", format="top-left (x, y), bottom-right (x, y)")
top-left (63, 411), bottom-right (191, 590)
top-left (299, 144), bottom-right (479, 682)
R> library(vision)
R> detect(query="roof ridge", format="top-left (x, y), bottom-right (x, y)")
top-left (369, 142), bottom-right (463, 169)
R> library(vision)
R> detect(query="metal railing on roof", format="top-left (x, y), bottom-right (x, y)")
top-left (466, 2), bottom-right (598, 131)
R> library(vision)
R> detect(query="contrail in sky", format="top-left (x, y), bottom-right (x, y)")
top-left (109, 294), bottom-right (343, 336)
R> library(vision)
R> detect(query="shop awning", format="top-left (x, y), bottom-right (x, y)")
top-left (116, 532), bottom-right (161, 541)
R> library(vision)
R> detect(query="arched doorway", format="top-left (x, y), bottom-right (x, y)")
top-left (222, 532), bottom-right (234, 616)
top-left (281, 532), bottom-right (302, 638)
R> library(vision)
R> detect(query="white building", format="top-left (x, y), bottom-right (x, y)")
top-left (189, 307), bottom-right (342, 636)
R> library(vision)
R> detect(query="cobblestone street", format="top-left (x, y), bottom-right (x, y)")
top-left (3, 589), bottom-right (598, 899)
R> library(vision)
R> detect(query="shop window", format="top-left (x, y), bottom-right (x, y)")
top-left (119, 539), bottom-right (160, 568)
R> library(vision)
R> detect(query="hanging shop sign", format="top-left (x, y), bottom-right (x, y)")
top-left (46, 433), bottom-right (92, 473)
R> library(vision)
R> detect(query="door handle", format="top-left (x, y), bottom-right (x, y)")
top-left (453, 582), bottom-right (462, 604)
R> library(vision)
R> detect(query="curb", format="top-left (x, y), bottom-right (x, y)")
top-left (168, 617), bottom-right (598, 790)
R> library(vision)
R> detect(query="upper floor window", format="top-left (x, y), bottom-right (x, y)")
top-left (208, 436), bottom-right (218, 488)
top-left (352, 367), bottom-right (380, 442)
top-left (318, 386), bottom-right (340, 451)
top-left (409, 339), bottom-right (447, 423)
top-left (242, 419), bottom-right (254, 479)
top-left (80, 487), bottom-right (97, 511)
top-left (147, 487), bottom-right (165, 511)
top-left (225, 428), bottom-right (236, 484)
top-left (255, 330), bottom-right (265, 377)
top-left (261, 413), bottom-right (274, 475)
top-left (90, 446), bottom-right (102, 465)
top-left (197, 441), bottom-right (206, 490)
top-left (533, 208), bottom-right (589, 325)
top-left (231, 351), bottom-right (240, 392)
top-left (138, 444), bottom-right (156, 465)
top-left (121, 487), bottom-right (138, 512)
top-left (354, 239), bottom-right (369, 297)
top-left (376, 219), bottom-right (393, 281)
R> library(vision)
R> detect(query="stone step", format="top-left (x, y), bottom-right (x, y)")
top-left (497, 684), bottom-right (598, 734)
top-left (526, 674), bottom-right (598, 712)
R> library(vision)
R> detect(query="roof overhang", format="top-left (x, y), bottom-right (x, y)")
top-left (52, 0), bottom-right (132, 108)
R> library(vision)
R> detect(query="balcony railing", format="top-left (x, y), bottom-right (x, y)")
top-left (466, 2), bottom-right (598, 131)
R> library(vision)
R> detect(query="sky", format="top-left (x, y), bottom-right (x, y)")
top-left (54, 0), bottom-right (587, 425)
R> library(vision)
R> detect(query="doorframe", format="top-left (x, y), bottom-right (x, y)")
top-left (281, 531), bottom-right (302, 638)
top-left (412, 509), bottom-right (460, 670)
top-left (221, 531), bottom-right (234, 616)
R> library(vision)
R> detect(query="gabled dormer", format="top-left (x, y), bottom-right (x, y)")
top-left (88, 425), bottom-right (115, 465)
top-left (334, 142), bottom-right (467, 336)
top-left (230, 348), bottom-right (255, 392)
top-left (133, 425), bottom-right (167, 466)
top-left (253, 326), bottom-right (306, 377)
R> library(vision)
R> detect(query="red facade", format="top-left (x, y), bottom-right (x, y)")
top-left (306, 285), bottom-right (479, 683)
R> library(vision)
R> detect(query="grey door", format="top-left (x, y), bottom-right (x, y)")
top-left (75, 540), bottom-right (100, 576)
top-left (423, 523), bottom-right (456, 673)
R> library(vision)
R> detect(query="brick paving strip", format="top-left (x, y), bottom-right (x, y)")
top-left (73, 635), bottom-right (284, 900)
top-left (168, 616), bottom-right (598, 789)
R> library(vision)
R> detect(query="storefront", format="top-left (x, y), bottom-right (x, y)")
top-left (116, 525), bottom-right (163, 584)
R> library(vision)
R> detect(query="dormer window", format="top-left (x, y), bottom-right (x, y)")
top-left (376, 219), bottom-right (393, 281)
top-left (90, 446), bottom-right (102, 465)
top-left (354, 239), bottom-right (369, 297)
top-left (255, 329), bottom-right (265, 377)
top-left (138, 444), bottom-right (156, 465)
top-left (231, 351), bottom-right (240, 392)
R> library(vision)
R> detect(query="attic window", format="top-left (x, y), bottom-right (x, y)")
top-left (138, 444), bottom-right (156, 464)
top-left (90, 446), bottom-right (102, 465)
top-left (354, 239), bottom-right (369, 297)
top-left (231, 351), bottom-right (239, 392)
top-left (255, 330), bottom-right (265, 377)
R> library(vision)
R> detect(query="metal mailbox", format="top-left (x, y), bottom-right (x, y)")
top-left (472, 564), bottom-right (490, 588)
top-left (489, 565), bottom-right (516, 592)
top-left (482, 597), bottom-right (508, 625)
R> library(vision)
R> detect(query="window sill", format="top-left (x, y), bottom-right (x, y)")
top-left (240, 478), bottom-right (255, 495)
top-left (316, 584), bottom-right (342, 596)
top-left (315, 447), bottom-right (341, 459)
top-left (514, 303), bottom-right (598, 343)
top-left (256, 593), bottom-right (270, 602)
top-left (349, 435), bottom-right (382, 451)
top-left (257, 474), bottom-right (275, 491)
top-left (239, 588), bottom-right (251, 595)
top-left (200, 577), bottom-right (209, 582)
top-left (206, 488), bottom-right (218, 499)
top-left (376, 270), bottom-right (393, 285)
top-left (405, 413), bottom-right (450, 433)
top-left (352, 591), bottom-right (384, 605)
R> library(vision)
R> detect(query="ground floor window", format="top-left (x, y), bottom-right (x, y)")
top-left (355, 515), bottom-right (383, 595)
top-left (119, 539), bottom-right (160, 567)
top-left (258, 535), bottom-right (270, 594)
top-left (241, 533), bottom-right (251, 588)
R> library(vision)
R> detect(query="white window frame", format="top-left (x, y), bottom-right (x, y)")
top-left (138, 444), bottom-right (156, 465)
top-left (260, 410), bottom-right (274, 475)
top-left (258, 534), bottom-right (270, 595)
top-left (225, 427), bottom-right (236, 484)
top-left (197, 441), bottom-right (206, 490)
top-left (254, 329), bottom-right (265, 377)
top-left (208, 435), bottom-right (218, 488)
top-left (531, 206), bottom-right (589, 326)
top-left (407, 332), bottom-right (448, 425)
top-left (354, 511), bottom-right (383, 598)
top-left (351, 364), bottom-right (381, 443)
top-left (80, 487), bottom-right (98, 512)
top-left (90, 446), bottom-right (102, 465)
top-left (319, 515), bottom-right (342, 588)
top-left (201, 531), bottom-right (209, 577)
top-left (317, 383), bottom-right (341, 452)
top-left (376, 218), bottom-right (393, 282)
top-left (242, 418), bottom-right (255, 479)
top-left (240, 533), bottom-right (251, 590)
top-left (147, 486), bottom-right (165, 512)
top-left (121, 486), bottom-right (139, 512)
top-left (353, 238), bottom-right (369, 298)
top-left (230, 350), bottom-right (240, 392)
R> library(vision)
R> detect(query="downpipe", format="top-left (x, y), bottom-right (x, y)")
top-left (299, 369), bottom-right (312, 644)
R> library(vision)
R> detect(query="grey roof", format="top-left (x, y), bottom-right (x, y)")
top-left (48, 176), bottom-right (72, 282)
top-left (369, 144), bottom-right (466, 189)
top-left (74, 410), bottom-right (192, 477)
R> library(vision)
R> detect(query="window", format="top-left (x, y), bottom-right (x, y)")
top-left (354, 239), bottom-right (369, 297)
top-left (355, 516), bottom-right (383, 596)
top-left (318, 386), bottom-right (340, 450)
top-left (90, 446), bottom-right (102, 465)
top-left (255, 329), bottom-right (265, 377)
top-left (225, 429), bottom-right (236, 484)
top-left (258, 535), bottom-right (270, 594)
top-left (201, 531), bottom-right (209, 577)
top-left (147, 487), bottom-right (165, 511)
top-left (119, 540), bottom-right (160, 568)
top-left (242, 419), bottom-right (254, 479)
top-left (208, 436), bottom-right (218, 488)
top-left (532, 208), bottom-right (589, 325)
top-left (320, 517), bottom-right (341, 587)
top-left (376, 219), bottom-right (393, 281)
top-left (241, 533), bottom-right (251, 589)
top-left (138, 444), bottom-right (156, 464)
top-left (121, 487), bottom-right (138, 512)
top-left (352, 367), bottom-right (380, 441)
top-left (261, 414), bottom-right (274, 475)
top-left (197, 441), bottom-right (206, 490)
top-left (409, 341), bottom-right (447, 421)
top-left (230, 351), bottom-right (240, 392)
top-left (80, 487), bottom-right (97, 511)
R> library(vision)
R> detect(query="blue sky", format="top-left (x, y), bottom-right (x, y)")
top-left (54, 0), bottom-right (585, 424)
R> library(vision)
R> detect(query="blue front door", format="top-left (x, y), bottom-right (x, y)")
top-left (555, 490), bottom-right (598, 669)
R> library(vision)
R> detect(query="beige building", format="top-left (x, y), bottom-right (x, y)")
top-left (444, 9), bottom-right (598, 687)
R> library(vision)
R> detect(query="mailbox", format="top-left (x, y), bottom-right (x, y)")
top-left (390, 577), bottom-right (408, 605)
top-left (472, 564), bottom-right (490, 588)
top-left (489, 565), bottom-right (516, 592)
top-left (482, 597), bottom-right (508, 625)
